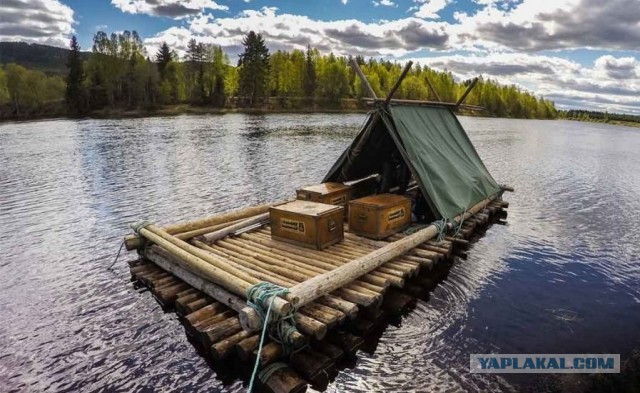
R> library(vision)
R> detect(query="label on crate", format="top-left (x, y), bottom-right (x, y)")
top-left (329, 195), bottom-right (347, 205)
top-left (281, 218), bottom-right (306, 234)
top-left (388, 207), bottom-right (406, 222)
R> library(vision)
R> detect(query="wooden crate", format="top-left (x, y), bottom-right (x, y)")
top-left (297, 182), bottom-right (354, 217)
top-left (348, 194), bottom-right (412, 240)
top-left (270, 200), bottom-right (344, 250)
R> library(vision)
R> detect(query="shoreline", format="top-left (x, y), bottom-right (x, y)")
top-left (2, 105), bottom-right (639, 128)
top-left (0, 104), bottom-right (370, 124)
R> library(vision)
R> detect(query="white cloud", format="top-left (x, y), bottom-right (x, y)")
top-left (414, 0), bottom-right (452, 19)
top-left (145, 7), bottom-right (450, 58)
top-left (0, 0), bottom-right (75, 47)
top-left (452, 0), bottom-right (640, 51)
top-left (373, 0), bottom-right (396, 6)
top-left (341, 0), bottom-right (349, 4)
top-left (111, 0), bottom-right (228, 19)
top-left (411, 53), bottom-right (640, 114)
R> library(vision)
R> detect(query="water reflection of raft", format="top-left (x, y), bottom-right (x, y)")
top-left (123, 61), bottom-right (513, 393)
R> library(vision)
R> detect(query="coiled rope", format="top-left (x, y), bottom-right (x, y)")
top-left (246, 282), bottom-right (299, 392)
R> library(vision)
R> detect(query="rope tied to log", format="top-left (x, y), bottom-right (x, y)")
top-left (131, 220), bottom-right (153, 235)
top-left (258, 362), bottom-right (288, 385)
top-left (246, 282), bottom-right (299, 392)
top-left (433, 219), bottom-right (448, 241)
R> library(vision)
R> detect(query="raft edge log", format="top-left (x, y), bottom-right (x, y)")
top-left (124, 202), bottom-right (281, 251)
top-left (279, 193), bottom-right (499, 314)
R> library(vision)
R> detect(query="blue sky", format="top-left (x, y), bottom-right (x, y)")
top-left (2, 0), bottom-right (640, 113)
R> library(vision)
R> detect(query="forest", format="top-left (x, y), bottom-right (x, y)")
top-left (558, 109), bottom-right (640, 126)
top-left (0, 30), bottom-right (558, 120)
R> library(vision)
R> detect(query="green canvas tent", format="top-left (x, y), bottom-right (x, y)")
top-left (323, 104), bottom-right (500, 221)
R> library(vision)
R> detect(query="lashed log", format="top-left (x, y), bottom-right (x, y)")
top-left (124, 203), bottom-right (277, 250)
top-left (200, 212), bottom-right (269, 244)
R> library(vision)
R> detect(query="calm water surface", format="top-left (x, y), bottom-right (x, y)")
top-left (1, 114), bottom-right (639, 392)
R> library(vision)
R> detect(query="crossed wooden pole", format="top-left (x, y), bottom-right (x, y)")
top-left (350, 58), bottom-right (483, 111)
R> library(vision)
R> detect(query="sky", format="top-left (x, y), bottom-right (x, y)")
top-left (1, 0), bottom-right (640, 114)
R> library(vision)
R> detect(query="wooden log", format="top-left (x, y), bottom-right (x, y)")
top-left (299, 304), bottom-right (345, 328)
top-left (236, 334), bottom-right (260, 361)
top-left (124, 203), bottom-right (278, 250)
top-left (311, 341), bottom-right (344, 362)
top-left (195, 239), bottom-right (357, 326)
top-left (289, 349), bottom-right (333, 381)
top-left (258, 342), bottom-right (283, 365)
top-left (243, 232), bottom-right (392, 288)
top-left (183, 298), bottom-right (210, 315)
top-left (210, 329), bottom-right (252, 360)
top-left (362, 98), bottom-right (485, 112)
top-left (235, 235), bottom-right (390, 293)
top-left (326, 330), bottom-right (364, 353)
top-left (239, 193), bottom-right (500, 330)
top-left (201, 317), bottom-right (244, 347)
top-left (200, 212), bottom-right (269, 244)
top-left (350, 58), bottom-right (377, 99)
top-left (185, 302), bottom-right (227, 325)
top-left (456, 77), bottom-right (479, 107)
top-left (193, 310), bottom-right (236, 333)
top-left (173, 218), bottom-right (244, 241)
top-left (501, 185), bottom-right (515, 193)
top-left (155, 282), bottom-right (190, 305)
top-left (263, 366), bottom-right (308, 393)
top-left (425, 75), bottom-right (442, 102)
top-left (385, 61), bottom-right (413, 105)
top-left (139, 225), bottom-right (292, 320)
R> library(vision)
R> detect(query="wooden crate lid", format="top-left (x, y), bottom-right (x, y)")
top-left (297, 182), bottom-right (352, 195)
top-left (271, 200), bottom-right (343, 216)
top-left (349, 193), bottom-right (410, 208)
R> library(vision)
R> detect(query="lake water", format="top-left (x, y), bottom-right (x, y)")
top-left (1, 114), bottom-right (639, 392)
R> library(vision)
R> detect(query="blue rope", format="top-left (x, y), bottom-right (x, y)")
top-left (258, 362), bottom-right (288, 384)
top-left (246, 282), bottom-right (295, 392)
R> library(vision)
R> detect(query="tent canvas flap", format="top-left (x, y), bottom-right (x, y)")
top-left (324, 104), bottom-right (500, 220)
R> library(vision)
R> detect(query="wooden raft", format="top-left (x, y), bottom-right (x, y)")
top-left (126, 197), bottom-right (510, 393)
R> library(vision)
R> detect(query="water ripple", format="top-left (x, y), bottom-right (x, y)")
top-left (1, 115), bottom-right (639, 391)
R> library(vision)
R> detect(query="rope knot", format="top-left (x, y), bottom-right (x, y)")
top-left (131, 220), bottom-right (153, 235)
top-left (246, 282), bottom-right (300, 392)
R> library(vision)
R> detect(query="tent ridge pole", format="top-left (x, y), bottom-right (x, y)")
top-left (350, 59), bottom-right (378, 99)
top-left (384, 61), bottom-right (413, 105)
top-left (455, 77), bottom-right (479, 107)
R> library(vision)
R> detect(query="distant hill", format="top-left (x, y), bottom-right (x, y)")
top-left (0, 42), bottom-right (90, 75)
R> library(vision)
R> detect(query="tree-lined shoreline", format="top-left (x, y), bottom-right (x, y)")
top-left (0, 30), bottom-right (563, 122)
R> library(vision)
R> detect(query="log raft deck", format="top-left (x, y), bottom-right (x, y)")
top-left (122, 61), bottom-right (514, 393)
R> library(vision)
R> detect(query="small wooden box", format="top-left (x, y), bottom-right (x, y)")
top-left (270, 200), bottom-right (344, 250)
top-left (296, 182), bottom-right (354, 209)
top-left (348, 194), bottom-right (412, 239)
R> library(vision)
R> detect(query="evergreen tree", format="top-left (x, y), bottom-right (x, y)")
top-left (187, 39), bottom-right (206, 104)
top-left (156, 42), bottom-right (173, 77)
top-left (238, 31), bottom-right (270, 107)
top-left (302, 44), bottom-right (317, 98)
top-left (65, 36), bottom-right (85, 114)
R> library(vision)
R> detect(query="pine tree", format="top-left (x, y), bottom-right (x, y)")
top-left (187, 39), bottom-right (206, 104)
top-left (156, 42), bottom-right (173, 77)
top-left (65, 36), bottom-right (85, 114)
top-left (302, 44), bottom-right (317, 98)
top-left (238, 31), bottom-right (270, 107)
